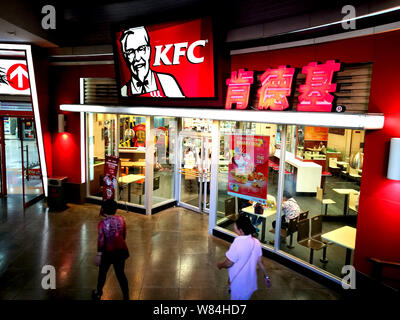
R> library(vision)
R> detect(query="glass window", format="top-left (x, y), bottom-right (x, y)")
top-left (276, 125), bottom-right (363, 279)
top-left (87, 113), bottom-right (118, 199)
top-left (118, 115), bottom-right (146, 206)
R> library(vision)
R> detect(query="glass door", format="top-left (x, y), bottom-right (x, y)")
top-left (4, 117), bottom-right (23, 196)
top-left (178, 132), bottom-right (212, 212)
top-left (21, 118), bottom-right (44, 206)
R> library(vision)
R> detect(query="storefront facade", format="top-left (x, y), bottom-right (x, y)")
top-left (48, 18), bottom-right (400, 289)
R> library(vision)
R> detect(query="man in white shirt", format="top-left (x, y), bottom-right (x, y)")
top-left (120, 26), bottom-right (185, 98)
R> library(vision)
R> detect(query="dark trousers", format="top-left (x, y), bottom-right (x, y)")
top-left (272, 216), bottom-right (289, 229)
top-left (97, 257), bottom-right (129, 300)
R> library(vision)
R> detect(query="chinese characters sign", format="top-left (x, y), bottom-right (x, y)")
top-left (225, 69), bottom-right (254, 109)
top-left (226, 60), bottom-right (341, 112)
top-left (228, 135), bottom-right (270, 204)
top-left (298, 60), bottom-right (341, 112)
top-left (257, 65), bottom-right (295, 111)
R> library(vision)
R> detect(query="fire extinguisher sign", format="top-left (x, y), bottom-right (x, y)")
top-left (0, 60), bottom-right (31, 95)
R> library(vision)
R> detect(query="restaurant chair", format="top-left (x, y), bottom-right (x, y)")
top-left (310, 215), bottom-right (329, 264)
top-left (297, 219), bottom-right (326, 265)
top-left (328, 158), bottom-right (340, 176)
top-left (349, 167), bottom-right (362, 184)
top-left (269, 217), bottom-right (298, 249)
top-left (299, 210), bottom-right (309, 221)
top-left (348, 192), bottom-right (359, 213)
top-left (316, 187), bottom-right (336, 215)
top-left (225, 197), bottom-right (237, 221)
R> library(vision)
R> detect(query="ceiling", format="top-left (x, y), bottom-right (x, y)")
top-left (0, 0), bottom-right (398, 48)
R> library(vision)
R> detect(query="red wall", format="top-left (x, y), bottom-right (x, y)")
top-left (231, 30), bottom-right (400, 279)
top-left (49, 64), bottom-right (115, 184)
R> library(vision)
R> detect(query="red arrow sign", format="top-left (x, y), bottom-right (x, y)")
top-left (7, 63), bottom-right (29, 90)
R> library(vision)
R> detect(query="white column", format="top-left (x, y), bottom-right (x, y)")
top-left (274, 125), bottom-right (287, 250)
top-left (209, 120), bottom-right (220, 234)
top-left (145, 116), bottom-right (154, 215)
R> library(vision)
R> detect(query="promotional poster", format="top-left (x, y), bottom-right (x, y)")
top-left (228, 135), bottom-right (270, 204)
top-left (102, 155), bottom-right (119, 202)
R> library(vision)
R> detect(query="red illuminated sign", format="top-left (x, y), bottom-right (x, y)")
top-left (226, 60), bottom-right (341, 112)
top-left (225, 69), bottom-right (254, 110)
top-left (115, 17), bottom-right (214, 99)
top-left (298, 60), bottom-right (341, 112)
top-left (257, 65), bottom-right (295, 111)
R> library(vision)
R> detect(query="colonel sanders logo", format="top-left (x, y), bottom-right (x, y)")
top-left (120, 26), bottom-right (185, 98)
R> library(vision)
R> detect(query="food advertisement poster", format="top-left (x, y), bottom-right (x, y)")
top-left (228, 135), bottom-right (270, 204)
top-left (102, 155), bottom-right (119, 202)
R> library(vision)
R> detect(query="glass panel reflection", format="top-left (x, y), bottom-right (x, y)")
top-left (276, 125), bottom-right (363, 279)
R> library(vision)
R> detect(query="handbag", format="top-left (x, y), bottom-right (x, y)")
top-left (227, 238), bottom-right (256, 294)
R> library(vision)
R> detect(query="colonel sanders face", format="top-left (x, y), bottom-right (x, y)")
top-left (121, 27), bottom-right (151, 82)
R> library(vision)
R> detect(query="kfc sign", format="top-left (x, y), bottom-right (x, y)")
top-left (153, 40), bottom-right (207, 66)
top-left (226, 60), bottom-right (341, 112)
top-left (115, 17), bottom-right (214, 99)
top-left (0, 60), bottom-right (31, 95)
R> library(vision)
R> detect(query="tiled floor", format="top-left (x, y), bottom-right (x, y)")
top-left (0, 196), bottom-right (343, 300)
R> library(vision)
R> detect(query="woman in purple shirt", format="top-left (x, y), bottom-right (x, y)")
top-left (92, 199), bottom-right (130, 300)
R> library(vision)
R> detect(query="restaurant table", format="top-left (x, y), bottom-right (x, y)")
top-left (121, 161), bottom-right (146, 174)
top-left (118, 174), bottom-right (144, 202)
top-left (242, 202), bottom-right (276, 243)
top-left (332, 188), bottom-right (359, 215)
top-left (336, 161), bottom-right (349, 168)
top-left (321, 226), bottom-right (356, 265)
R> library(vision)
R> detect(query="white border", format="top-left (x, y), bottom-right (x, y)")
top-left (79, 78), bottom-right (85, 184)
top-left (60, 104), bottom-right (384, 130)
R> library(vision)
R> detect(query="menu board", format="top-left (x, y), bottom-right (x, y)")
top-left (227, 135), bottom-right (270, 204)
top-left (305, 126), bottom-right (329, 141)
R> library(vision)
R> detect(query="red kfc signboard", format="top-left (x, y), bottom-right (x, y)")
top-left (114, 17), bottom-right (214, 99)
